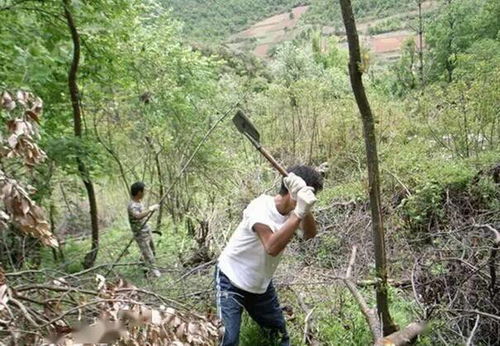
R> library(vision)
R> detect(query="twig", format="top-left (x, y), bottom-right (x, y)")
top-left (178, 259), bottom-right (216, 282)
top-left (64, 262), bottom-right (143, 278)
top-left (473, 224), bottom-right (499, 294)
top-left (382, 168), bottom-right (411, 197)
top-left (289, 287), bottom-right (316, 345)
top-left (37, 298), bottom-right (148, 329)
top-left (411, 259), bottom-right (424, 311)
top-left (315, 200), bottom-right (357, 213)
top-left (105, 104), bottom-right (237, 276)
top-left (473, 224), bottom-right (500, 243)
top-left (9, 298), bottom-right (40, 327)
top-left (452, 309), bottom-right (500, 322)
top-left (14, 284), bottom-right (98, 296)
top-left (342, 246), bottom-right (382, 341)
top-left (465, 315), bottom-right (480, 346)
top-left (303, 307), bottom-right (316, 345)
top-left (115, 287), bottom-right (189, 310)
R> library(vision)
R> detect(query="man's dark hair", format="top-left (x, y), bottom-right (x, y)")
top-left (279, 165), bottom-right (324, 195)
top-left (130, 181), bottom-right (145, 197)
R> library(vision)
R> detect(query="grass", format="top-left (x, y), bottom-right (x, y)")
top-left (40, 218), bottom-right (198, 285)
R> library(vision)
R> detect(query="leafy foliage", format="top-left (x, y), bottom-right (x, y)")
top-left (0, 0), bottom-right (498, 344)
top-left (425, 0), bottom-right (499, 82)
top-left (160, 0), bottom-right (304, 41)
top-left (304, 0), bottom-right (415, 27)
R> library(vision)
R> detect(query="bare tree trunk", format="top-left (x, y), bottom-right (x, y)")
top-left (338, 0), bottom-right (398, 336)
top-left (94, 116), bottom-right (130, 193)
top-left (445, 0), bottom-right (455, 83)
top-left (63, 0), bottom-right (99, 269)
top-left (146, 137), bottom-right (164, 231)
top-left (417, 0), bottom-right (424, 87)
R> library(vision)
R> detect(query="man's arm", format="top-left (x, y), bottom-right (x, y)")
top-left (254, 214), bottom-right (302, 257)
top-left (131, 210), bottom-right (151, 219)
top-left (130, 204), bottom-right (159, 220)
top-left (300, 213), bottom-right (317, 240)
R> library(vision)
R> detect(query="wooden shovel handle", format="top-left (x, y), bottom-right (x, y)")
top-left (258, 147), bottom-right (288, 177)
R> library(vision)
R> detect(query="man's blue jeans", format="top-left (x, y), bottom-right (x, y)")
top-left (215, 266), bottom-right (290, 346)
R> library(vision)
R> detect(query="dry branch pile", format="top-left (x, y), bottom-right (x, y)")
top-left (0, 271), bottom-right (220, 345)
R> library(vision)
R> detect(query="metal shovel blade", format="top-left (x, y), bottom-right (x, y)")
top-left (233, 110), bottom-right (260, 145)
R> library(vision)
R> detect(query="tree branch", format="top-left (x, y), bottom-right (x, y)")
top-left (375, 322), bottom-right (427, 346)
top-left (342, 246), bottom-right (382, 341)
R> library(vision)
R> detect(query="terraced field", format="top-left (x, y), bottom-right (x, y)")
top-left (228, 1), bottom-right (435, 62)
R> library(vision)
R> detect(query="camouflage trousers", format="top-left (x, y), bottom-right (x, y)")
top-left (134, 231), bottom-right (156, 270)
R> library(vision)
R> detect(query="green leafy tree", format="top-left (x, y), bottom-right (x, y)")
top-left (426, 0), bottom-right (499, 82)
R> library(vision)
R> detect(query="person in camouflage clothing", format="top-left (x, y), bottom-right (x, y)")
top-left (127, 181), bottom-right (161, 278)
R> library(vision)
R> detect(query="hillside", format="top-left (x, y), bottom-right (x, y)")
top-left (159, 0), bottom-right (305, 41)
top-left (228, 2), bottom-right (436, 61)
top-left (0, 0), bottom-right (499, 345)
top-left (165, 0), bottom-right (436, 62)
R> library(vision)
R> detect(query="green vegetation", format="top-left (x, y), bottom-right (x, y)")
top-left (160, 0), bottom-right (304, 41)
top-left (0, 0), bottom-right (499, 344)
top-left (304, 0), bottom-right (415, 27)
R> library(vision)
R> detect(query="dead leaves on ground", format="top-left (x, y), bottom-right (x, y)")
top-left (46, 278), bottom-right (221, 345)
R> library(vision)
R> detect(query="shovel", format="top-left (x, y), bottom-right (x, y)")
top-left (233, 111), bottom-right (288, 177)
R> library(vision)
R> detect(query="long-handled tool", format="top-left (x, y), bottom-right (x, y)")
top-left (233, 110), bottom-right (288, 177)
top-left (105, 106), bottom-right (236, 277)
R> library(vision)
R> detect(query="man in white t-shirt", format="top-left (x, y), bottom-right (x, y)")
top-left (216, 165), bottom-right (323, 346)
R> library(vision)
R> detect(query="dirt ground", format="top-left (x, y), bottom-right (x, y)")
top-left (229, 2), bottom-right (434, 60)
top-left (369, 30), bottom-right (423, 54)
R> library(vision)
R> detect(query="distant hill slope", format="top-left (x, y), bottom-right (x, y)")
top-left (228, 1), bottom-right (436, 61)
top-left (303, 0), bottom-right (416, 28)
top-left (160, 0), bottom-right (306, 42)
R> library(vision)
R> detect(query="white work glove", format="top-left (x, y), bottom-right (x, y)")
top-left (293, 186), bottom-right (317, 219)
top-left (283, 172), bottom-right (306, 200)
top-left (148, 204), bottom-right (160, 212)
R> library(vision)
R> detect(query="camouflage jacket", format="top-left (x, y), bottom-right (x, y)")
top-left (127, 200), bottom-right (151, 235)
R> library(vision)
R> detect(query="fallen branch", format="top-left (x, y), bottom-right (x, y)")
top-left (375, 322), bottom-right (427, 346)
top-left (289, 287), bottom-right (317, 345)
top-left (9, 297), bottom-right (40, 327)
top-left (342, 246), bottom-right (382, 341)
top-left (303, 307), bottom-right (316, 345)
top-left (452, 309), bottom-right (500, 322)
top-left (465, 315), bottom-right (480, 346)
top-left (15, 284), bottom-right (98, 296)
top-left (342, 246), bottom-right (428, 345)
top-left (115, 287), bottom-right (189, 310)
top-left (473, 223), bottom-right (500, 294)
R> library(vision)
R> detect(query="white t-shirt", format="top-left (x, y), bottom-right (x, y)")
top-left (218, 194), bottom-right (289, 294)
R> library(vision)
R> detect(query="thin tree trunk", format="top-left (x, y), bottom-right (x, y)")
top-left (338, 0), bottom-right (398, 336)
top-left (417, 0), bottom-right (424, 87)
top-left (94, 116), bottom-right (130, 193)
top-left (445, 0), bottom-right (455, 83)
top-left (63, 0), bottom-right (99, 269)
top-left (146, 137), bottom-right (164, 231)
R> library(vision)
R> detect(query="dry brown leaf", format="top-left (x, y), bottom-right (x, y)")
top-left (1, 91), bottom-right (16, 111)
top-left (0, 172), bottom-right (58, 247)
